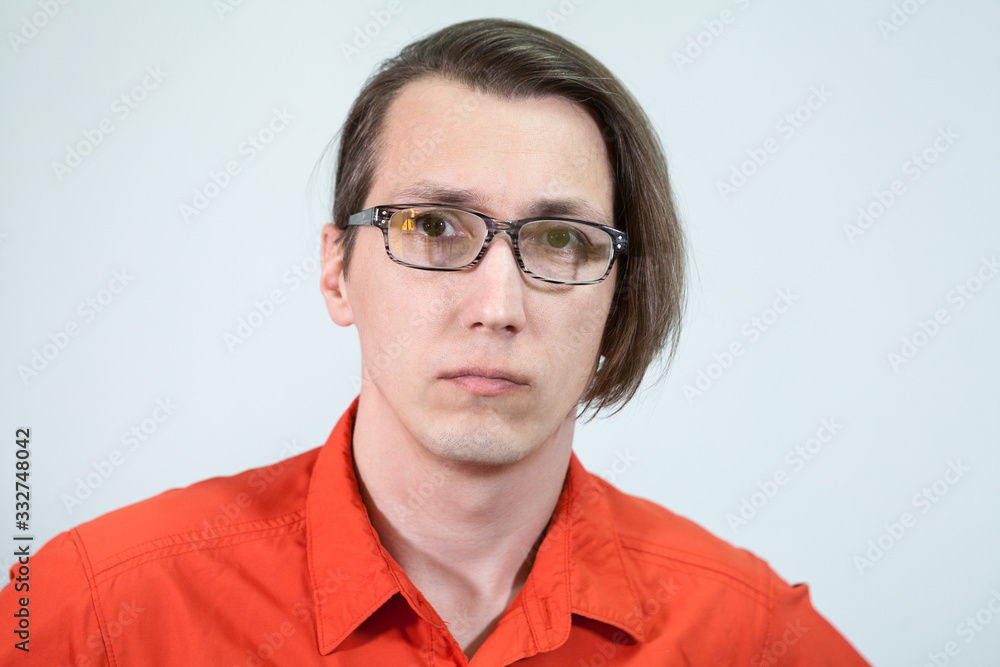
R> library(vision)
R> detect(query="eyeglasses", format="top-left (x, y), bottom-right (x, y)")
top-left (347, 204), bottom-right (627, 285)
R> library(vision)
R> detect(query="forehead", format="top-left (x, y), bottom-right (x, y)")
top-left (368, 76), bottom-right (614, 224)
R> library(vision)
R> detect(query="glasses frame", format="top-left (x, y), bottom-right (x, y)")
top-left (347, 203), bottom-right (628, 285)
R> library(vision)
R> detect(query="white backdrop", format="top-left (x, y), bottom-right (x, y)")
top-left (2, 1), bottom-right (999, 664)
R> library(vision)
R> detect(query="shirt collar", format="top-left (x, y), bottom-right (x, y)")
top-left (306, 397), bottom-right (647, 656)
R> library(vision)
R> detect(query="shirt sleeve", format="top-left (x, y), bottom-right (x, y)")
top-left (755, 576), bottom-right (871, 666)
top-left (0, 530), bottom-right (112, 666)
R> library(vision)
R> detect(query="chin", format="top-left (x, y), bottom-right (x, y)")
top-left (420, 423), bottom-right (531, 468)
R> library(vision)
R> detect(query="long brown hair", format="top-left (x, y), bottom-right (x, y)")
top-left (331, 18), bottom-right (686, 418)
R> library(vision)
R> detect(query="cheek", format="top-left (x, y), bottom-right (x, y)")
top-left (348, 239), bottom-right (416, 378)
top-left (352, 270), bottom-right (460, 385)
top-left (356, 297), bottom-right (425, 389)
top-left (349, 230), bottom-right (421, 318)
top-left (536, 297), bottom-right (610, 380)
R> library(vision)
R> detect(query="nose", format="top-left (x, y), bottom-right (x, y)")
top-left (459, 232), bottom-right (527, 334)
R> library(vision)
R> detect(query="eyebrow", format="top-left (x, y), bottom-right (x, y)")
top-left (388, 183), bottom-right (612, 226)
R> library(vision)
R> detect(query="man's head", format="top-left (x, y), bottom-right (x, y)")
top-left (320, 19), bottom-right (684, 463)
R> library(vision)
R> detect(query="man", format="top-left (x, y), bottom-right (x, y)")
top-left (3, 19), bottom-right (869, 665)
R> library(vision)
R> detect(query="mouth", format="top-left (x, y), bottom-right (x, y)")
top-left (442, 367), bottom-right (530, 397)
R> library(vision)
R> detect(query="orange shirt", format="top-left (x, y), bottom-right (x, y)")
top-left (2, 398), bottom-right (870, 665)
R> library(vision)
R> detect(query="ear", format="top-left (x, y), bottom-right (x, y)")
top-left (320, 224), bottom-right (355, 326)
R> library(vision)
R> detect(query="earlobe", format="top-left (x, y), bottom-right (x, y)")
top-left (320, 224), bottom-right (355, 326)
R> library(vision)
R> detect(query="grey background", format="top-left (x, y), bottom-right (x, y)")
top-left (2, 1), bottom-right (999, 664)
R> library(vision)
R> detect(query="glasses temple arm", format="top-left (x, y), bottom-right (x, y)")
top-left (347, 209), bottom-right (376, 226)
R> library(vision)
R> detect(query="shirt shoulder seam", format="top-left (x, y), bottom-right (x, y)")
top-left (755, 565), bottom-right (777, 658)
top-left (619, 537), bottom-right (773, 604)
top-left (71, 529), bottom-right (117, 667)
top-left (88, 510), bottom-right (306, 580)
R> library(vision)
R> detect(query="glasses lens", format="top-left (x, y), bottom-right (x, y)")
top-left (387, 207), bottom-right (486, 268)
top-left (518, 220), bottom-right (613, 282)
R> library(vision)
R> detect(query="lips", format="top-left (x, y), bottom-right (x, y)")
top-left (442, 366), bottom-right (530, 396)
top-left (443, 366), bottom-right (529, 385)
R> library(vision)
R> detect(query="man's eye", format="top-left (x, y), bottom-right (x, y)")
top-left (540, 226), bottom-right (588, 249)
top-left (416, 215), bottom-right (452, 237)
top-left (544, 227), bottom-right (574, 248)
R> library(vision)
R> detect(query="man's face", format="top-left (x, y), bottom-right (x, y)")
top-left (322, 75), bottom-right (617, 466)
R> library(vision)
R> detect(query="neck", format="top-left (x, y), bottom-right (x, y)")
top-left (351, 387), bottom-right (574, 655)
